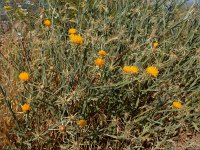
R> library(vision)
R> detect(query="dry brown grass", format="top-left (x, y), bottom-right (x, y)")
top-left (173, 131), bottom-right (200, 150)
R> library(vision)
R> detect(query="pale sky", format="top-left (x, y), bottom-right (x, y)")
top-left (186, 0), bottom-right (199, 4)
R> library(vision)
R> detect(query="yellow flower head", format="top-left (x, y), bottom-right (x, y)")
top-left (95, 58), bottom-right (105, 67)
top-left (98, 50), bottom-right (107, 57)
top-left (43, 19), bottom-right (51, 27)
top-left (123, 66), bottom-right (131, 73)
top-left (172, 101), bottom-right (182, 109)
top-left (153, 42), bottom-right (158, 48)
top-left (123, 66), bottom-right (139, 74)
top-left (69, 34), bottom-right (83, 44)
top-left (19, 72), bottom-right (30, 81)
top-left (146, 66), bottom-right (159, 77)
top-left (4, 5), bottom-right (12, 9)
top-left (77, 119), bottom-right (87, 128)
top-left (68, 28), bottom-right (77, 34)
top-left (21, 103), bottom-right (31, 112)
top-left (129, 66), bottom-right (139, 74)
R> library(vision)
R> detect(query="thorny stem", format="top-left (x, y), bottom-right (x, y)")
top-left (0, 84), bottom-right (21, 131)
top-left (0, 50), bottom-right (19, 71)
